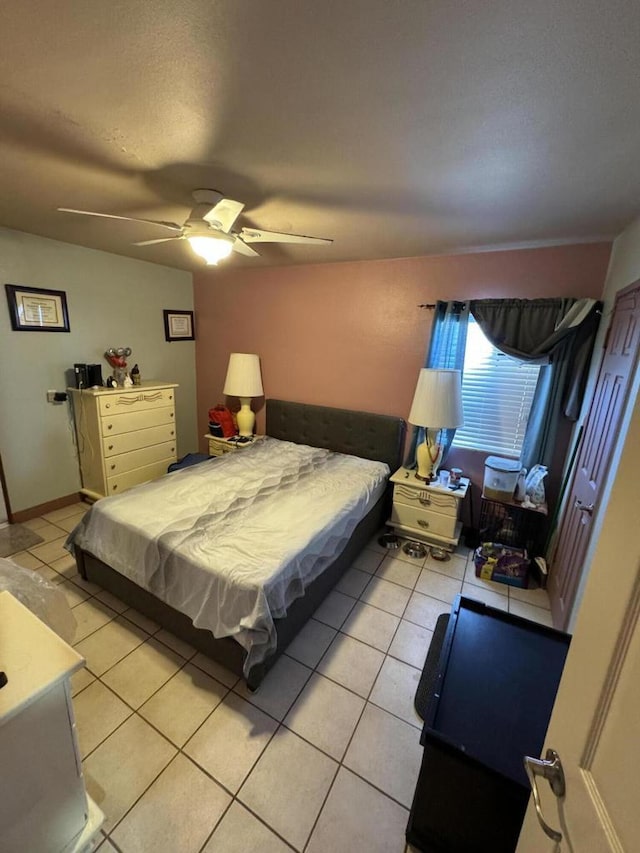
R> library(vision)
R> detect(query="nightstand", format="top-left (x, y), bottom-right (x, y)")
top-left (389, 467), bottom-right (470, 551)
top-left (204, 434), bottom-right (266, 457)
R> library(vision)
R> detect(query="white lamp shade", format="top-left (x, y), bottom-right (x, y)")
top-left (223, 353), bottom-right (264, 397)
top-left (408, 368), bottom-right (464, 428)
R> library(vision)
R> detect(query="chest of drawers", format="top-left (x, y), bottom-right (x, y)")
top-left (69, 383), bottom-right (178, 499)
top-left (389, 467), bottom-right (469, 551)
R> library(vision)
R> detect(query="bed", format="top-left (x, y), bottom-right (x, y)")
top-left (69, 399), bottom-right (405, 689)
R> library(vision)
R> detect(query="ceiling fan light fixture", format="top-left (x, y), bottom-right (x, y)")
top-left (187, 234), bottom-right (234, 265)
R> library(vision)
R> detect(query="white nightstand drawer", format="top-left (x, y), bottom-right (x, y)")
top-left (205, 435), bottom-right (265, 456)
top-left (393, 483), bottom-right (458, 517)
top-left (98, 388), bottom-right (175, 416)
top-left (103, 424), bottom-right (177, 457)
top-left (104, 441), bottom-right (177, 476)
top-left (208, 440), bottom-right (237, 456)
top-left (390, 502), bottom-right (458, 538)
top-left (101, 406), bottom-right (175, 437)
top-left (107, 457), bottom-right (175, 495)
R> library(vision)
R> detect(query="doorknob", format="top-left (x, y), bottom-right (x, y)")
top-left (523, 748), bottom-right (565, 843)
top-left (574, 500), bottom-right (594, 515)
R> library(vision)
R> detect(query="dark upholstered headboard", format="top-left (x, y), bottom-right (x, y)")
top-left (265, 399), bottom-right (405, 473)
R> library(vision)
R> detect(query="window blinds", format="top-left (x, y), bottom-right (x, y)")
top-left (452, 318), bottom-right (540, 457)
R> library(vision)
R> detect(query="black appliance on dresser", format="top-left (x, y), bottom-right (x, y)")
top-left (407, 596), bottom-right (570, 853)
top-left (73, 363), bottom-right (103, 388)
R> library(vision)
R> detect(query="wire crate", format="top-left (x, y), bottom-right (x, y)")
top-left (479, 495), bottom-right (548, 556)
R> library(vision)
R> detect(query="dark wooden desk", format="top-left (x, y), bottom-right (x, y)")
top-left (407, 596), bottom-right (570, 852)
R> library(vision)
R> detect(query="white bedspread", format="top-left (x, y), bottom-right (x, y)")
top-left (67, 438), bottom-right (388, 675)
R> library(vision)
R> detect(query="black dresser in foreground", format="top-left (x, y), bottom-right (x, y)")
top-left (407, 596), bottom-right (570, 852)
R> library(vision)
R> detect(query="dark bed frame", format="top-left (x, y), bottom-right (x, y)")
top-left (75, 399), bottom-right (405, 689)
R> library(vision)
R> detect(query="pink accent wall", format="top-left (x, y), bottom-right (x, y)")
top-left (194, 243), bottom-right (611, 443)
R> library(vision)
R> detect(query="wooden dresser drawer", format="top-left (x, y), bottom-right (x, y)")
top-left (104, 441), bottom-right (177, 476)
top-left (100, 406), bottom-right (175, 437)
top-left (102, 424), bottom-right (177, 457)
top-left (391, 502), bottom-right (458, 538)
top-left (393, 484), bottom-right (458, 518)
top-left (98, 388), bottom-right (175, 416)
top-left (107, 457), bottom-right (175, 495)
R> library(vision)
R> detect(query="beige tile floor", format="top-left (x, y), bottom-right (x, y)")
top-left (10, 505), bottom-right (554, 853)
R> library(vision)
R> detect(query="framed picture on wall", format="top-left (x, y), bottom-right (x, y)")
top-left (5, 284), bottom-right (70, 332)
top-left (163, 309), bottom-right (195, 341)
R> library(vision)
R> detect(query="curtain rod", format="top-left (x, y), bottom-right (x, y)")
top-left (418, 301), bottom-right (467, 309)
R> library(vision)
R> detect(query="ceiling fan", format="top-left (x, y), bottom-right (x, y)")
top-left (58, 189), bottom-right (333, 265)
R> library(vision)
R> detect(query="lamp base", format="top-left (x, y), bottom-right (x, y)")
top-left (236, 398), bottom-right (255, 437)
top-left (415, 430), bottom-right (444, 482)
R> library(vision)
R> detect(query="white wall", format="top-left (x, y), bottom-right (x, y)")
top-left (0, 228), bottom-right (197, 512)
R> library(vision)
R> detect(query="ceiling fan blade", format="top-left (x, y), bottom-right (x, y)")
top-left (133, 236), bottom-right (184, 246)
top-left (239, 227), bottom-right (332, 245)
top-left (203, 198), bottom-right (245, 232)
top-left (232, 238), bottom-right (260, 257)
top-left (57, 208), bottom-right (183, 232)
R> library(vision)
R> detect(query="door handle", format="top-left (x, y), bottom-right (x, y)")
top-left (523, 748), bottom-right (565, 843)
top-left (574, 500), bottom-right (594, 515)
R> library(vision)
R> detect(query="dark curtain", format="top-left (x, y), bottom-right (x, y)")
top-left (404, 301), bottom-right (469, 468)
top-left (469, 298), bottom-right (602, 469)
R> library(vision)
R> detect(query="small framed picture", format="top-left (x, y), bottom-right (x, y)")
top-left (163, 309), bottom-right (195, 341)
top-left (5, 284), bottom-right (70, 332)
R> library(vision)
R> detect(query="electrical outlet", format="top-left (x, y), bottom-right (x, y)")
top-left (46, 390), bottom-right (68, 403)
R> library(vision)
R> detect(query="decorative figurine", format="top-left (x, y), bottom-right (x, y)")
top-left (104, 347), bottom-right (132, 387)
top-left (131, 364), bottom-right (141, 386)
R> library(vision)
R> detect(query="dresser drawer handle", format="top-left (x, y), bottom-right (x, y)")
top-left (170, 412), bottom-right (174, 418)
top-left (105, 403), bottom-right (110, 409)
top-left (170, 430), bottom-right (175, 436)
top-left (112, 484), bottom-right (118, 491)
top-left (419, 496), bottom-right (431, 506)
top-left (171, 447), bottom-right (175, 453)
top-left (417, 519), bottom-right (429, 528)
top-left (107, 424), bottom-right (113, 430)
top-left (110, 464), bottom-right (116, 470)
top-left (108, 445), bottom-right (113, 450)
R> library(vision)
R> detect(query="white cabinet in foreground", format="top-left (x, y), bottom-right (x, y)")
top-left (0, 591), bottom-right (104, 853)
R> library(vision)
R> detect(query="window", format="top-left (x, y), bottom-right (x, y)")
top-left (452, 317), bottom-right (541, 457)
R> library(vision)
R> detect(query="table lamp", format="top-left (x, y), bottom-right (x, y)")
top-left (223, 353), bottom-right (264, 436)
top-left (408, 368), bottom-right (464, 482)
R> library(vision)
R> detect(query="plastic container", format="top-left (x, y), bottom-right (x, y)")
top-left (483, 456), bottom-right (520, 501)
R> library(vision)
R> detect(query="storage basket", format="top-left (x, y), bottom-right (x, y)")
top-left (474, 542), bottom-right (530, 588)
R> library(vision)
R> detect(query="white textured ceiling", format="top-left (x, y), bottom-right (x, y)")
top-left (0, 0), bottom-right (639, 271)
